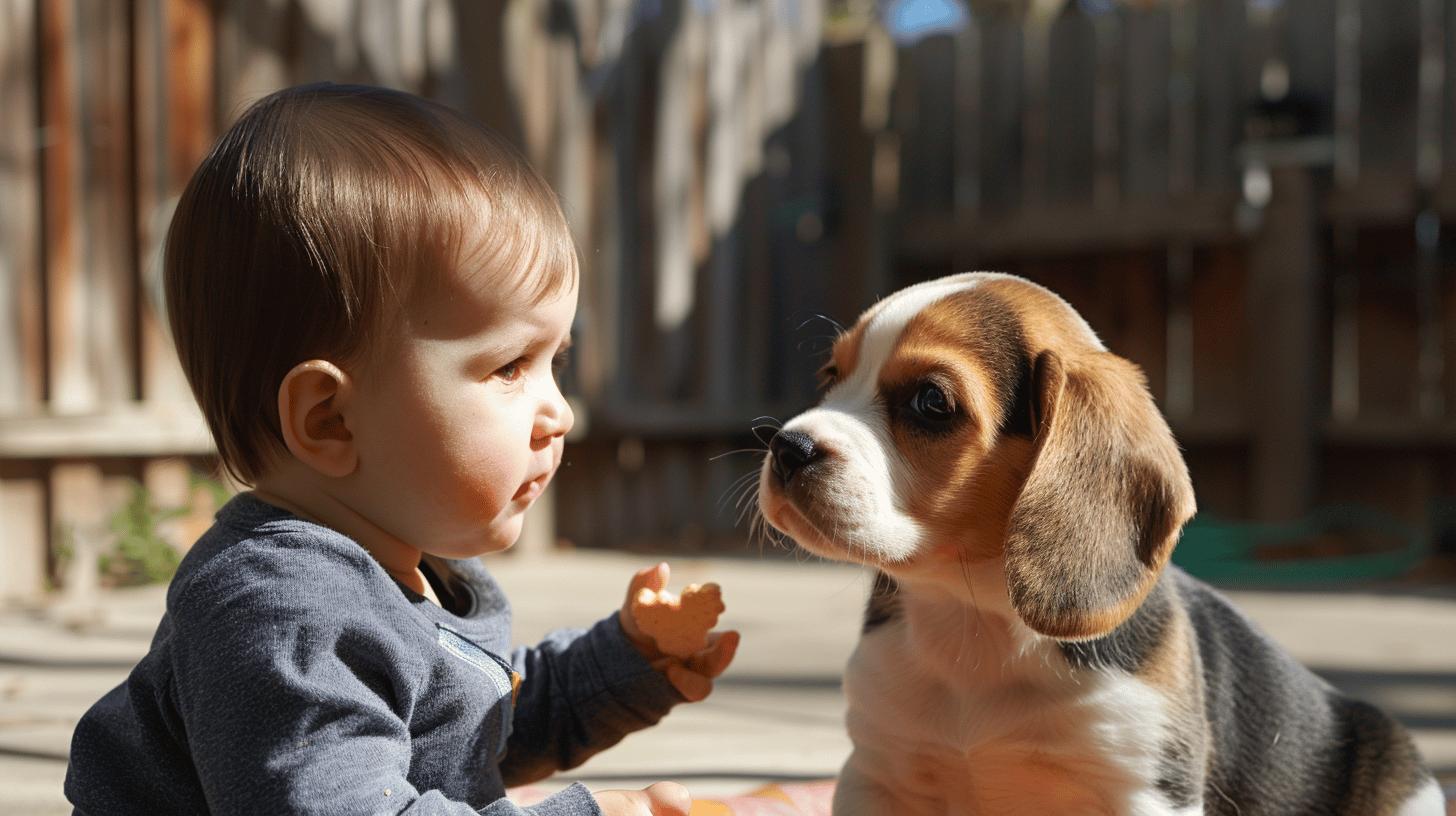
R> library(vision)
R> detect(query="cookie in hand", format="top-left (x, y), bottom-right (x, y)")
top-left (630, 582), bottom-right (725, 658)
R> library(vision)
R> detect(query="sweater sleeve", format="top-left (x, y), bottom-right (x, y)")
top-left (499, 613), bottom-right (683, 786)
top-left (167, 549), bottom-right (549, 816)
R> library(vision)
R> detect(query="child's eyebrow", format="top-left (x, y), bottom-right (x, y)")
top-left (463, 331), bottom-right (570, 369)
top-left (461, 340), bottom-right (521, 371)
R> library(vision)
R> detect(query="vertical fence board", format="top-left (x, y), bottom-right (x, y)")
top-left (1446, 0), bottom-right (1456, 188)
top-left (981, 14), bottom-right (1023, 213)
top-left (138, 0), bottom-right (214, 405)
top-left (1046, 9), bottom-right (1094, 204)
top-left (78, 0), bottom-right (137, 405)
top-left (952, 15), bottom-right (981, 215)
top-left (214, 0), bottom-right (289, 126)
top-left (52, 461), bottom-right (104, 614)
top-left (41, 0), bottom-right (92, 411)
top-left (1191, 244), bottom-right (1248, 422)
top-left (1194, 0), bottom-right (1240, 191)
top-left (823, 39), bottom-right (884, 323)
top-left (1285, 0), bottom-right (1336, 117)
top-left (898, 35), bottom-right (956, 214)
top-left (1354, 229), bottom-right (1421, 417)
top-left (653, 6), bottom-right (700, 400)
top-left (0, 463), bottom-right (48, 601)
top-left (1359, 0), bottom-right (1419, 174)
top-left (1091, 9), bottom-right (1121, 207)
top-left (0, 0), bottom-right (43, 414)
top-left (133, 0), bottom-right (166, 398)
top-left (1121, 7), bottom-right (1171, 202)
top-left (1247, 168), bottom-right (1317, 522)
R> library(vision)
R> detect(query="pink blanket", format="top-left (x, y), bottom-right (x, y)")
top-left (508, 781), bottom-right (836, 815)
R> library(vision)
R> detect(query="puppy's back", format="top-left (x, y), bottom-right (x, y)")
top-left (1173, 569), bottom-right (1437, 815)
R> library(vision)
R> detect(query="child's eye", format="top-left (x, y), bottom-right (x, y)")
top-left (494, 359), bottom-right (524, 384)
top-left (552, 348), bottom-right (570, 374)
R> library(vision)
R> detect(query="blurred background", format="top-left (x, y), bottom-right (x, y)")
top-left (10, 0), bottom-right (1456, 585)
top-left (3, 0), bottom-right (1456, 810)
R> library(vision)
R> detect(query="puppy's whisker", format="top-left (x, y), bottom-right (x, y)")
top-left (792, 313), bottom-right (846, 335)
top-left (719, 475), bottom-right (767, 524)
top-left (735, 483), bottom-right (766, 518)
top-left (727, 487), bottom-right (762, 525)
top-left (733, 490), bottom-right (762, 528)
top-left (750, 424), bottom-right (782, 447)
top-left (709, 448), bottom-right (768, 462)
top-left (722, 468), bottom-right (760, 492)
top-left (716, 470), bottom-right (761, 511)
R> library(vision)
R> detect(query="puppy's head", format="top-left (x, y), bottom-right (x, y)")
top-left (758, 272), bottom-right (1195, 641)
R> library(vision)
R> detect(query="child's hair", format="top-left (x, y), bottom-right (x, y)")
top-left (165, 83), bottom-right (577, 485)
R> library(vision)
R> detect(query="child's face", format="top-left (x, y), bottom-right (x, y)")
top-left (346, 257), bottom-right (577, 558)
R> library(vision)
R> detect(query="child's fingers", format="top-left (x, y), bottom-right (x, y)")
top-left (624, 562), bottom-right (669, 605)
top-left (643, 781), bottom-right (692, 816)
top-left (685, 630), bottom-right (739, 679)
top-left (666, 662), bottom-right (713, 702)
top-left (624, 564), bottom-right (654, 600)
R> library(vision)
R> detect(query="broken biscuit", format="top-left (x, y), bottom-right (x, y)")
top-left (630, 582), bottom-right (724, 658)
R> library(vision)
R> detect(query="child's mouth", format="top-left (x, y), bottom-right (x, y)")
top-left (513, 472), bottom-right (551, 502)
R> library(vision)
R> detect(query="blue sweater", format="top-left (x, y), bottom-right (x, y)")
top-left (66, 493), bottom-right (683, 814)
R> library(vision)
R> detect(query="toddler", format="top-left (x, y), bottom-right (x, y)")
top-left (65, 83), bottom-right (738, 816)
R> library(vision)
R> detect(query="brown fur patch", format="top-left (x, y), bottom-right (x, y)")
top-left (826, 322), bottom-right (867, 387)
top-left (1003, 338), bottom-right (1196, 641)
top-left (979, 277), bottom-right (1104, 354)
top-left (880, 291), bottom-right (1039, 565)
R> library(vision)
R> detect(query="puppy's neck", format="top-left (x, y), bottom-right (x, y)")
top-left (893, 555), bottom-right (1016, 618)
top-left (889, 560), bottom-right (1056, 686)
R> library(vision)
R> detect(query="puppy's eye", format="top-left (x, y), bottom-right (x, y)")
top-left (908, 382), bottom-right (955, 423)
top-left (817, 364), bottom-right (840, 390)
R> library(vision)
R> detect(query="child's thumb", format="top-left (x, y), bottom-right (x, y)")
top-left (643, 781), bottom-right (691, 815)
top-left (627, 562), bottom-right (670, 600)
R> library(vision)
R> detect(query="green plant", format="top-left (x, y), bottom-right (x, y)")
top-left (191, 470), bottom-right (233, 509)
top-left (49, 523), bottom-right (75, 591)
top-left (100, 481), bottom-right (187, 586)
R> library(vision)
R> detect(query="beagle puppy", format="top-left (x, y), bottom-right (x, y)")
top-left (758, 273), bottom-right (1443, 815)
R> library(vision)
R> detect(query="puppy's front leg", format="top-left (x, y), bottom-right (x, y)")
top-left (833, 752), bottom-right (940, 816)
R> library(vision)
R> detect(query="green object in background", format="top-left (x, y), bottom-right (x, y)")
top-left (98, 473), bottom-right (231, 587)
top-left (1172, 505), bottom-right (1429, 586)
top-left (101, 480), bottom-right (187, 586)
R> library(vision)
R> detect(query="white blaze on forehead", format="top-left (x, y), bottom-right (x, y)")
top-left (838, 275), bottom-right (988, 401)
top-left (852, 271), bottom-right (1106, 358)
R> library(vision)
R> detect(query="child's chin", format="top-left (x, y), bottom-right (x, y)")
top-left (482, 517), bottom-right (526, 553)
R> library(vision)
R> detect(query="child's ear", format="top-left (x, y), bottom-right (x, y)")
top-left (277, 360), bottom-right (358, 478)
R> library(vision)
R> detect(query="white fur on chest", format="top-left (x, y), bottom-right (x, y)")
top-left (839, 592), bottom-right (1193, 816)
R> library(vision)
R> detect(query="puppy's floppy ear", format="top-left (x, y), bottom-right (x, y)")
top-left (1004, 349), bottom-right (1195, 641)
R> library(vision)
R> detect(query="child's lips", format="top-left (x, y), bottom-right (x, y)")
top-left (513, 471), bottom-right (551, 502)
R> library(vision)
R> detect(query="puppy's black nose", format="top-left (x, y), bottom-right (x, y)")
top-left (770, 430), bottom-right (820, 484)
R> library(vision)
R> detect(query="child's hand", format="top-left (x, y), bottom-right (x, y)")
top-left (620, 563), bottom-right (740, 702)
top-left (593, 781), bottom-right (692, 816)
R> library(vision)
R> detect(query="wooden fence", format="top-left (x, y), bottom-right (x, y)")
top-left (882, 0), bottom-right (1456, 556)
top-left (0, 0), bottom-right (844, 599)
top-left (3, 0), bottom-right (1455, 600)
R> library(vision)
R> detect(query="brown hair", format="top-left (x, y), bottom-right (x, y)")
top-left (165, 83), bottom-right (577, 484)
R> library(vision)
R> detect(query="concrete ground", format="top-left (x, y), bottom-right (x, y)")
top-left (3, 550), bottom-right (1455, 813)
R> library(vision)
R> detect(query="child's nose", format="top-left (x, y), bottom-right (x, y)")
top-left (534, 389), bottom-right (574, 440)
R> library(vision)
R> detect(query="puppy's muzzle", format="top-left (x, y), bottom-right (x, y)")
top-left (769, 430), bottom-right (822, 485)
